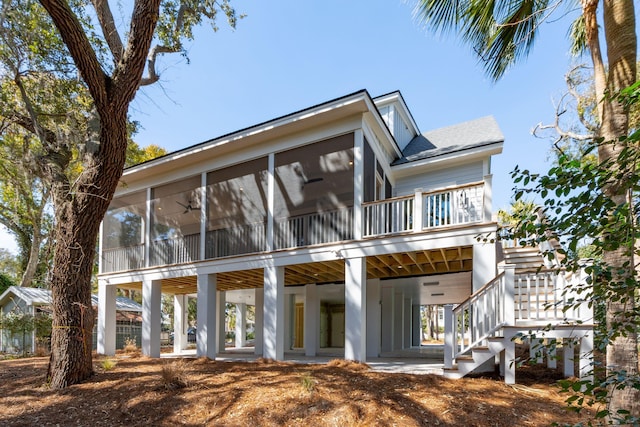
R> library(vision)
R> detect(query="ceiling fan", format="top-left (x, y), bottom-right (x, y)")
top-left (176, 200), bottom-right (200, 214)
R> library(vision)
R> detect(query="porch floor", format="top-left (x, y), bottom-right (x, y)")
top-left (161, 345), bottom-right (445, 376)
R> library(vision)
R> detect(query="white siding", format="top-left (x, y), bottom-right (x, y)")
top-left (393, 161), bottom-right (484, 197)
top-left (393, 112), bottom-right (413, 151)
top-left (377, 104), bottom-right (413, 151)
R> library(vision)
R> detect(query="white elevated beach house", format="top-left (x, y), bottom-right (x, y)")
top-left (97, 90), bottom-right (594, 383)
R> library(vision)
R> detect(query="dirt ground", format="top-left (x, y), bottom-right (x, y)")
top-left (0, 353), bottom-right (595, 427)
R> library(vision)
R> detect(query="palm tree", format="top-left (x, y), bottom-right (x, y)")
top-left (414, 0), bottom-right (637, 421)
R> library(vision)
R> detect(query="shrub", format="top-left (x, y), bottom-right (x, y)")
top-left (161, 359), bottom-right (189, 390)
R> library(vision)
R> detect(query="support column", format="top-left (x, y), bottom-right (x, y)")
top-left (563, 339), bottom-right (575, 377)
top-left (403, 298), bottom-right (412, 349)
top-left (196, 274), bottom-right (217, 358)
top-left (97, 280), bottom-right (116, 355)
top-left (345, 257), bottom-right (366, 362)
top-left (473, 242), bottom-right (497, 292)
top-left (254, 288), bottom-right (264, 355)
top-left (547, 340), bottom-right (557, 369)
top-left (443, 304), bottom-right (454, 369)
top-left (483, 174), bottom-right (493, 222)
top-left (235, 303), bottom-right (247, 348)
top-left (216, 291), bottom-right (226, 353)
top-left (264, 263), bottom-right (285, 360)
top-left (304, 284), bottom-right (318, 357)
top-left (504, 338), bottom-right (516, 385)
top-left (412, 305), bottom-right (421, 347)
top-left (142, 279), bottom-right (162, 358)
top-left (366, 279), bottom-right (381, 358)
top-left (174, 294), bottom-right (188, 353)
top-left (380, 287), bottom-right (394, 353)
top-left (393, 292), bottom-right (404, 350)
top-left (530, 338), bottom-right (544, 364)
top-left (579, 334), bottom-right (594, 383)
top-left (353, 129), bottom-right (364, 240)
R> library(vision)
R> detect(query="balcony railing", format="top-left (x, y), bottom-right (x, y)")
top-left (101, 244), bottom-right (144, 273)
top-left (275, 207), bottom-right (354, 250)
top-left (150, 233), bottom-right (200, 266)
top-left (363, 181), bottom-right (485, 238)
top-left (206, 221), bottom-right (266, 258)
top-left (101, 181), bottom-right (487, 273)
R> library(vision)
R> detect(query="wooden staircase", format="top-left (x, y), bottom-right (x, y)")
top-left (442, 246), bottom-right (594, 383)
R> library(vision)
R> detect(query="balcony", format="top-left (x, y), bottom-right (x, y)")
top-left (100, 181), bottom-right (487, 274)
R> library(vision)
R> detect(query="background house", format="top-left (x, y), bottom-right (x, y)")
top-left (0, 286), bottom-right (142, 354)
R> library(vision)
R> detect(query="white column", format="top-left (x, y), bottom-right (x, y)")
top-left (97, 280), bottom-right (116, 355)
top-left (504, 336), bottom-right (516, 384)
top-left (353, 129), bottom-right (364, 240)
top-left (443, 304), bottom-right (454, 369)
top-left (144, 188), bottom-right (151, 268)
top-left (547, 340), bottom-right (557, 369)
top-left (483, 174), bottom-right (493, 222)
top-left (98, 222), bottom-right (104, 274)
top-left (393, 292), bottom-right (404, 350)
top-left (380, 287), bottom-right (394, 353)
top-left (216, 290), bottom-right (226, 353)
top-left (266, 153), bottom-right (275, 252)
top-left (254, 288), bottom-right (264, 355)
top-left (473, 242), bottom-right (497, 292)
top-left (403, 298), bottom-right (412, 349)
top-left (173, 294), bottom-right (187, 353)
top-left (344, 257), bottom-right (366, 362)
top-left (579, 334), bottom-right (594, 383)
top-left (366, 279), bottom-right (381, 358)
top-left (563, 339), bottom-right (575, 377)
top-left (197, 274), bottom-right (217, 358)
top-left (235, 303), bottom-right (247, 348)
top-left (263, 263), bottom-right (284, 360)
top-left (530, 338), bottom-right (544, 364)
top-left (412, 305), bottom-right (421, 347)
top-left (200, 172), bottom-right (208, 260)
top-left (142, 279), bottom-right (162, 358)
top-left (304, 283), bottom-right (318, 356)
top-left (413, 188), bottom-right (423, 232)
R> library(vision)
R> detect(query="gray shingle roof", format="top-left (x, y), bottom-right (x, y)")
top-left (393, 116), bottom-right (504, 165)
top-left (0, 286), bottom-right (142, 312)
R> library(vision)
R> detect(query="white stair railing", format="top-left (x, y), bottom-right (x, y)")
top-left (444, 266), bottom-right (515, 368)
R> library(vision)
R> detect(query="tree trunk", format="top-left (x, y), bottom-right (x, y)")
top-left (47, 107), bottom-right (129, 388)
top-left (20, 217), bottom-right (43, 287)
top-left (599, 0), bottom-right (639, 422)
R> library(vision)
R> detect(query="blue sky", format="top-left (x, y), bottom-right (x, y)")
top-left (0, 1), bottom-right (582, 254)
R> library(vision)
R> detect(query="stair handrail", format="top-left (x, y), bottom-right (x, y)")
top-left (444, 265), bottom-right (515, 368)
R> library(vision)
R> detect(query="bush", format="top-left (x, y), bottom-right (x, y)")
top-left (161, 359), bottom-right (189, 390)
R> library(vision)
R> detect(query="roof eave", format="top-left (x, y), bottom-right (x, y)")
top-left (391, 140), bottom-right (503, 178)
top-left (123, 90), bottom-right (374, 179)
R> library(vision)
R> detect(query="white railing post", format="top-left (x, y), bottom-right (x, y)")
top-left (413, 188), bottom-right (423, 232)
top-left (503, 264), bottom-right (515, 325)
top-left (444, 304), bottom-right (454, 369)
top-left (483, 174), bottom-right (493, 222)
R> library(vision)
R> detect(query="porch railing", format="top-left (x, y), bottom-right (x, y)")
top-left (444, 266), bottom-right (591, 367)
top-left (206, 221), bottom-right (266, 258)
top-left (275, 207), bottom-right (353, 250)
top-left (363, 195), bottom-right (413, 236)
top-left (150, 233), bottom-right (200, 266)
top-left (101, 244), bottom-right (144, 273)
top-left (101, 181), bottom-right (487, 272)
top-left (363, 181), bottom-right (485, 238)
